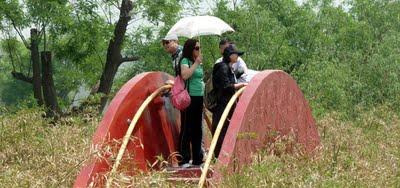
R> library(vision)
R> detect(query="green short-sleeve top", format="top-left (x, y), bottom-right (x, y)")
top-left (181, 58), bottom-right (204, 96)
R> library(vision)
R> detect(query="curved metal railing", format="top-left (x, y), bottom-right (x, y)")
top-left (198, 86), bottom-right (247, 188)
top-left (106, 84), bottom-right (172, 188)
top-left (105, 83), bottom-right (245, 187)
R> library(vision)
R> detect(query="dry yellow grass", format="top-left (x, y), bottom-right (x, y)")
top-left (221, 106), bottom-right (400, 187)
top-left (1, 106), bottom-right (399, 187)
top-left (0, 108), bottom-right (99, 187)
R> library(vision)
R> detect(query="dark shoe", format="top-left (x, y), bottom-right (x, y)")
top-left (191, 163), bottom-right (204, 168)
top-left (192, 161), bottom-right (204, 166)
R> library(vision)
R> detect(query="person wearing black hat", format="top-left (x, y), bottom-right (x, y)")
top-left (215, 39), bottom-right (249, 83)
top-left (211, 44), bottom-right (247, 158)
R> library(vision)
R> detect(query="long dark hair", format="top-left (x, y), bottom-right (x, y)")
top-left (181, 38), bottom-right (198, 62)
top-left (175, 38), bottom-right (198, 76)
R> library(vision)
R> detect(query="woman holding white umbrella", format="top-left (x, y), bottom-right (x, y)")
top-left (166, 16), bottom-right (234, 39)
top-left (178, 38), bottom-right (205, 167)
top-left (167, 15), bottom-right (235, 167)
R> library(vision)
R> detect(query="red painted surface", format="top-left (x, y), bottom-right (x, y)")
top-left (215, 70), bottom-right (320, 177)
top-left (74, 72), bottom-right (180, 187)
top-left (74, 70), bottom-right (320, 186)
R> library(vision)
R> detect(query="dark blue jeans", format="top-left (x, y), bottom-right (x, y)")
top-left (179, 96), bottom-right (204, 165)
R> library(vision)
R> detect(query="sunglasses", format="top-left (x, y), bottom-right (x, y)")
top-left (194, 46), bottom-right (201, 51)
top-left (163, 41), bottom-right (170, 45)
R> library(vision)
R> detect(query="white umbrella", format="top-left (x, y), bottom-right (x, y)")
top-left (166, 15), bottom-right (234, 38)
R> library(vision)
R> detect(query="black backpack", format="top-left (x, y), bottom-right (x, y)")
top-left (204, 63), bottom-right (221, 112)
top-left (205, 79), bottom-right (217, 112)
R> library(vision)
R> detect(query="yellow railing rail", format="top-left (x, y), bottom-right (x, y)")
top-left (106, 84), bottom-right (172, 188)
top-left (198, 86), bottom-right (247, 188)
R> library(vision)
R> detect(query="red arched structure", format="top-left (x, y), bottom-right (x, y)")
top-left (74, 72), bottom-right (181, 187)
top-left (74, 70), bottom-right (320, 187)
top-left (214, 70), bottom-right (320, 177)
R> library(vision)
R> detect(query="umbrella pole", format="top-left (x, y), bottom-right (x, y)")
top-left (198, 36), bottom-right (201, 46)
top-left (198, 36), bottom-right (203, 61)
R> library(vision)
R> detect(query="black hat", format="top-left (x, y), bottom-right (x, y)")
top-left (223, 44), bottom-right (244, 57)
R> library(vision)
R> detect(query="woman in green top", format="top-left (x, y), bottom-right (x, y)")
top-left (178, 38), bottom-right (204, 167)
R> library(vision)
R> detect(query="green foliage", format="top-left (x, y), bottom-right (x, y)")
top-left (347, 31), bottom-right (400, 112)
top-left (211, 0), bottom-right (321, 73)
top-left (0, 39), bottom-right (34, 107)
top-left (0, 0), bottom-right (399, 117)
top-left (207, 0), bottom-right (400, 118)
top-left (0, 37), bottom-right (30, 72)
top-left (297, 61), bottom-right (351, 117)
top-left (137, 0), bottom-right (181, 25)
top-left (299, 0), bottom-right (400, 118)
top-left (0, 0), bottom-right (27, 27)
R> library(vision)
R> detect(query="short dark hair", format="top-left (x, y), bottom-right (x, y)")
top-left (219, 38), bottom-right (235, 47)
top-left (182, 38), bottom-right (198, 62)
top-left (219, 38), bottom-right (230, 46)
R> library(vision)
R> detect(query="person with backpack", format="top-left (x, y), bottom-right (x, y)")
top-left (177, 38), bottom-right (205, 167)
top-left (211, 44), bottom-right (247, 158)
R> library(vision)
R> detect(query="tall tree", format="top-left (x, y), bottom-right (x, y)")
top-left (30, 28), bottom-right (43, 105)
top-left (97, 0), bottom-right (138, 110)
top-left (96, 0), bottom-right (181, 111)
top-left (0, 0), bottom-right (44, 105)
top-left (41, 51), bottom-right (59, 116)
top-left (0, 0), bottom-right (71, 116)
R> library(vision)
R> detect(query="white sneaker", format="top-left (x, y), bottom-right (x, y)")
top-left (180, 163), bottom-right (192, 168)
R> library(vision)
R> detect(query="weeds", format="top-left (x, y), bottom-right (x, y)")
top-left (0, 107), bottom-right (99, 187)
top-left (221, 105), bottom-right (400, 187)
top-left (1, 105), bottom-right (399, 187)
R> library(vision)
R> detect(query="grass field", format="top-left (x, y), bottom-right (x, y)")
top-left (0, 106), bottom-right (399, 187)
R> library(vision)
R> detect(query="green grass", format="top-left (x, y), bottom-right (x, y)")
top-left (0, 106), bottom-right (399, 187)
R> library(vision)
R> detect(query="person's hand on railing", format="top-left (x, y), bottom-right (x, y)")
top-left (165, 80), bottom-right (174, 85)
top-left (234, 82), bottom-right (248, 89)
top-left (161, 80), bottom-right (174, 97)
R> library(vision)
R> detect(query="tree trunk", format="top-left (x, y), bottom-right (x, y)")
top-left (97, 0), bottom-right (134, 111)
top-left (41, 51), bottom-right (59, 117)
top-left (31, 28), bottom-right (44, 106)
